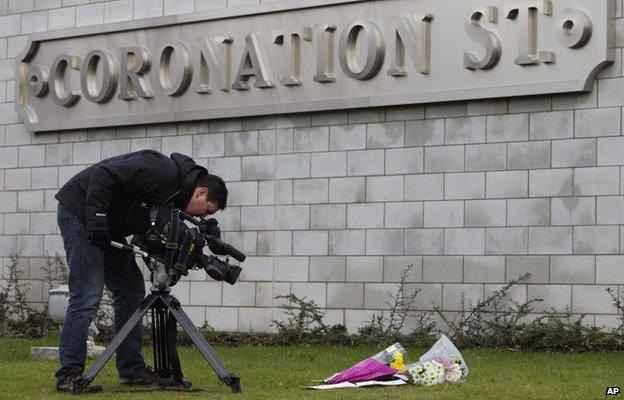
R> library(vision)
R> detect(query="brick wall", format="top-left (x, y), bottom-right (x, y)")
top-left (0, 0), bottom-right (623, 333)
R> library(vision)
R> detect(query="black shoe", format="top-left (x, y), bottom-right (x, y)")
top-left (120, 366), bottom-right (172, 386)
top-left (56, 374), bottom-right (103, 394)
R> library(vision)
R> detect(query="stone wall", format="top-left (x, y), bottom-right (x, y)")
top-left (0, 0), bottom-right (623, 333)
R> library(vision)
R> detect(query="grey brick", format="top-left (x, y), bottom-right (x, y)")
top-left (311, 111), bottom-right (348, 126)
top-left (257, 231), bottom-right (291, 256)
top-left (405, 119), bottom-right (444, 147)
top-left (58, 165), bottom-right (84, 186)
top-left (598, 77), bottom-right (624, 107)
top-left (552, 84), bottom-right (597, 110)
top-left (222, 282), bottom-right (255, 306)
top-left (508, 141), bottom-right (551, 169)
top-left (404, 283), bottom-right (443, 309)
top-left (405, 174), bottom-right (444, 201)
top-left (162, 135), bottom-right (192, 156)
top-left (5, 124), bottom-right (31, 146)
top-left (385, 202), bottom-right (423, 228)
top-left (550, 256), bottom-right (595, 284)
top-left (466, 143), bottom-right (506, 171)
top-left (444, 172), bottom-right (484, 200)
top-left (293, 231), bottom-right (328, 256)
top-left (551, 197), bottom-right (595, 225)
top-left (574, 226), bottom-right (619, 254)
top-left (241, 206), bottom-right (274, 230)
top-left (464, 256), bottom-right (505, 283)
top-left (17, 235), bottom-right (43, 256)
top-left (367, 122), bottom-right (404, 149)
top-left (275, 205), bottom-right (308, 229)
top-left (366, 230), bottom-right (403, 255)
top-left (258, 129), bottom-right (275, 154)
top-left (30, 212), bottom-right (58, 234)
top-left (131, 138), bottom-right (161, 153)
top-left (366, 176), bottom-right (404, 202)
top-left (4, 213), bottom-right (29, 235)
top-left (485, 227), bottom-right (527, 254)
top-left (445, 117), bottom-right (485, 144)
top-left (509, 96), bottom-right (551, 113)
top-left (19, 145), bottom-right (45, 167)
top-left (241, 155), bottom-right (274, 180)
top-left (330, 124), bottom-right (366, 150)
top-left (164, 0), bottom-right (192, 15)
top-left (465, 200), bottom-right (506, 227)
top-left (227, 182), bottom-right (257, 206)
top-left (275, 114), bottom-right (310, 129)
top-left (133, 0), bottom-right (163, 19)
top-left (311, 152), bottom-right (346, 177)
top-left (386, 148), bottom-right (423, 174)
top-left (506, 256), bottom-right (549, 283)
top-left (346, 256), bottom-right (384, 281)
top-left (530, 111), bottom-right (573, 140)
top-left (425, 102), bottom-right (466, 118)
top-left (405, 229), bottom-right (443, 255)
top-left (18, 190), bottom-right (44, 212)
top-left (443, 284), bottom-right (484, 310)
top-left (329, 177), bottom-right (365, 203)
top-left (276, 154), bottom-right (309, 179)
top-left (424, 146), bottom-right (464, 173)
top-left (597, 196), bottom-right (624, 224)
top-left (596, 256), bottom-right (624, 284)
top-left (486, 114), bottom-right (528, 142)
top-left (575, 108), bottom-right (621, 137)
top-left (422, 256), bottom-right (462, 283)
top-left (310, 256), bottom-right (345, 282)
top-left (31, 167), bottom-right (57, 189)
top-left (292, 282), bottom-right (327, 308)
top-left (101, 140), bottom-right (131, 159)
top-left (383, 256), bottom-right (422, 282)
top-left (0, 147), bottom-right (17, 168)
top-left (72, 142), bottom-right (101, 164)
top-left (225, 131), bottom-right (258, 156)
top-left (347, 150), bottom-right (384, 176)
top-left (574, 167), bottom-right (620, 196)
top-left (49, 7), bottom-right (74, 30)
top-left (328, 230), bottom-right (365, 255)
top-left (386, 105), bottom-right (424, 121)
top-left (0, 14), bottom-right (20, 37)
top-left (273, 257), bottom-right (308, 282)
top-left (507, 198), bottom-right (550, 226)
top-left (293, 179), bottom-right (328, 204)
top-left (194, 0), bottom-right (227, 11)
top-left (0, 236), bottom-right (17, 257)
top-left (484, 283), bottom-right (527, 308)
top-left (597, 137), bottom-right (624, 166)
top-left (529, 227), bottom-right (573, 254)
top-left (348, 108), bottom-right (385, 124)
top-left (208, 157), bottom-right (242, 182)
top-left (424, 201), bottom-right (463, 228)
top-left (189, 282), bottom-right (222, 306)
top-left (572, 285), bottom-right (617, 314)
top-left (104, 0), bottom-right (132, 23)
top-left (311, 205), bottom-right (345, 229)
top-left (467, 99), bottom-right (507, 116)
top-left (347, 204), bottom-right (383, 229)
top-left (552, 139), bottom-right (596, 167)
top-left (327, 283), bottom-right (363, 308)
top-left (364, 283), bottom-right (403, 309)
top-left (5, 168), bottom-right (30, 190)
top-left (193, 133), bottom-right (225, 158)
top-left (20, 11), bottom-right (47, 34)
top-left (294, 126), bottom-right (329, 152)
top-left (444, 228), bottom-right (484, 255)
top-left (76, 3), bottom-right (103, 26)
top-left (528, 285), bottom-right (571, 313)
top-left (486, 171), bottom-right (527, 198)
top-left (529, 169), bottom-right (573, 197)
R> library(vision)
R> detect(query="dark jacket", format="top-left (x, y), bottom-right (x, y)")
top-left (55, 150), bottom-right (207, 239)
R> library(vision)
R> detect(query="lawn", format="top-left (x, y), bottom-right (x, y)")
top-left (0, 335), bottom-right (622, 399)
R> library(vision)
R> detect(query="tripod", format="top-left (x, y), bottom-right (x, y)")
top-left (73, 288), bottom-right (242, 394)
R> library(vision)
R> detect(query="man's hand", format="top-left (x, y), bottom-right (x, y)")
top-left (87, 229), bottom-right (111, 251)
top-left (202, 218), bottom-right (221, 239)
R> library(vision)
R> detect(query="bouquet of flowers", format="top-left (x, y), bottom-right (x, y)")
top-left (405, 334), bottom-right (468, 387)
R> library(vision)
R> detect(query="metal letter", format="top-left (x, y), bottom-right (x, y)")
top-left (464, 6), bottom-right (502, 70)
top-left (27, 66), bottom-right (49, 98)
top-left (273, 27), bottom-right (312, 86)
top-left (339, 20), bottom-right (385, 80)
top-left (314, 24), bottom-right (336, 83)
top-left (556, 8), bottom-right (593, 49)
top-left (50, 54), bottom-right (81, 107)
top-left (505, 0), bottom-right (555, 65)
top-left (158, 42), bottom-right (192, 96)
top-left (232, 32), bottom-right (275, 90)
top-left (387, 13), bottom-right (433, 76)
top-left (193, 36), bottom-right (232, 94)
top-left (118, 47), bottom-right (153, 100)
top-left (81, 50), bottom-right (118, 103)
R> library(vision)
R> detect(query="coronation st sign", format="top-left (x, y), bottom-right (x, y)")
top-left (16, 0), bottom-right (614, 132)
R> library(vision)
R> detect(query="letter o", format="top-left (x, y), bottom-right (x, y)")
top-left (81, 50), bottom-right (118, 103)
top-left (339, 20), bottom-right (385, 80)
top-left (158, 42), bottom-right (192, 96)
top-left (556, 8), bottom-right (592, 49)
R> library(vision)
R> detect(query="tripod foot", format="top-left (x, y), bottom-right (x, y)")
top-left (223, 374), bottom-right (242, 393)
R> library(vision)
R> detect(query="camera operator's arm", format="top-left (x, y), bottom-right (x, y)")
top-left (84, 151), bottom-right (171, 249)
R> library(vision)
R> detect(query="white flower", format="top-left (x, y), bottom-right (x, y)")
top-left (407, 361), bottom-right (445, 387)
top-left (445, 364), bottom-right (463, 382)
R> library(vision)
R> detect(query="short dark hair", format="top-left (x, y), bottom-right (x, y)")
top-left (196, 174), bottom-right (228, 210)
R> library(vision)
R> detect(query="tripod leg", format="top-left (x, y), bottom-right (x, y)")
top-left (162, 296), bottom-right (242, 393)
top-left (73, 294), bottom-right (158, 394)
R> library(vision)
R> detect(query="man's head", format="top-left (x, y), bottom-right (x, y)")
top-left (185, 174), bottom-right (228, 217)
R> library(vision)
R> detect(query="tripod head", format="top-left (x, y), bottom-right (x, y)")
top-left (121, 203), bottom-right (245, 292)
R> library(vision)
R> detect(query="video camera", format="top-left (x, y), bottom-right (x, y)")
top-left (124, 203), bottom-right (245, 291)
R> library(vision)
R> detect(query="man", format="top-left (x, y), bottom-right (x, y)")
top-left (54, 150), bottom-right (228, 393)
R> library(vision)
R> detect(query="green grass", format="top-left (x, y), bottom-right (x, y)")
top-left (0, 335), bottom-right (622, 399)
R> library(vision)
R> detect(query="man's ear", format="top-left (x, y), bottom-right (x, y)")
top-left (195, 186), bottom-right (208, 197)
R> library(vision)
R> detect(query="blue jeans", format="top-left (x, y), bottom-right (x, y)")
top-left (55, 203), bottom-right (146, 382)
